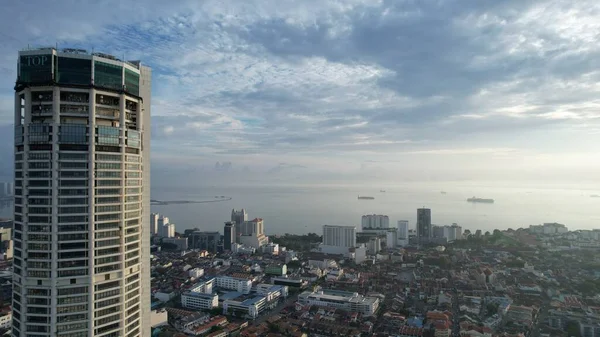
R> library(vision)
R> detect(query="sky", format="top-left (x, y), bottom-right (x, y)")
top-left (1, 0), bottom-right (600, 186)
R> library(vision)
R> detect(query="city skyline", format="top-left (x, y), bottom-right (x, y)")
top-left (2, 2), bottom-right (600, 337)
top-left (1, 1), bottom-right (600, 186)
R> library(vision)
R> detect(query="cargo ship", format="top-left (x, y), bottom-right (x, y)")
top-left (467, 197), bottom-right (494, 203)
top-left (358, 195), bottom-right (375, 200)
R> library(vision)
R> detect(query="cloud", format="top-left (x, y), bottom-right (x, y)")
top-left (1, 0), bottom-right (600, 182)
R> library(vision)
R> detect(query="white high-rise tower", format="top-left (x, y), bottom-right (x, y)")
top-left (12, 47), bottom-right (151, 337)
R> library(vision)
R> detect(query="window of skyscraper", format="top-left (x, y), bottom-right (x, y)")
top-left (28, 124), bottom-right (52, 143)
top-left (124, 69), bottom-right (140, 96)
top-left (19, 54), bottom-right (53, 83)
top-left (56, 57), bottom-right (92, 85)
top-left (59, 124), bottom-right (88, 144)
top-left (94, 61), bottom-right (123, 90)
top-left (127, 130), bottom-right (140, 147)
top-left (97, 126), bottom-right (120, 145)
top-left (14, 126), bottom-right (23, 145)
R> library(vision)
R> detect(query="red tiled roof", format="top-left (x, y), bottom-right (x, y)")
top-left (399, 326), bottom-right (423, 336)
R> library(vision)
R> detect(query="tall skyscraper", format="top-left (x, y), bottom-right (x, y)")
top-left (322, 225), bottom-right (357, 248)
top-left (150, 213), bottom-right (159, 235)
top-left (158, 215), bottom-right (169, 227)
top-left (231, 209), bottom-right (247, 240)
top-left (231, 208), bottom-right (247, 226)
top-left (417, 208), bottom-right (432, 244)
top-left (397, 220), bottom-right (409, 239)
top-left (12, 47), bottom-right (151, 337)
top-left (223, 222), bottom-right (236, 251)
top-left (188, 231), bottom-right (221, 252)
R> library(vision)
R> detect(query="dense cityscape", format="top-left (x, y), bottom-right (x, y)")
top-left (3, 2), bottom-right (600, 336)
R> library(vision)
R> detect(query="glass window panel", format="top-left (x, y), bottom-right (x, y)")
top-left (59, 124), bottom-right (88, 144)
top-left (28, 124), bottom-right (52, 143)
top-left (94, 61), bottom-right (122, 90)
top-left (124, 69), bottom-right (139, 96)
top-left (57, 57), bottom-right (92, 85)
top-left (15, 125), bottom-right (24, 145)
top-left (19, 54), bottom-right (53, 83)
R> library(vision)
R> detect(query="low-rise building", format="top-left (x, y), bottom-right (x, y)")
top-left (181, 292), bottom-right (219, 310)
top-left (0, 311), bottom-right (11, 329)
top-left (255, 284), bottom-right (288, 302)
top-left (223, 295), bottom-right (267, 319)
top-left (298, 288), bottom-right (380, 316)
top-left (216, 276), bottom-right (253, 294)
top-left (189, 268), bottom-right (204, 279)
top-left (264, 264), bottom-right (287, 276)
top-left (162, 237), bottom-right (189, 250)
top-left (189, 316), bottom-right (228, 336)
top-left (271, 276), bottom-right (305, 288)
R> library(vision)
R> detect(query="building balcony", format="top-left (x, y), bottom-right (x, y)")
top-left (60, 105), bottom-right (89, 115)
top-left (60, 93), bottom-right (89, 104)
top-left (96, 107), bottom-right (120, 119)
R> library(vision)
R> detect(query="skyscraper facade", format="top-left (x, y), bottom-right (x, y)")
top-left (188, 231), bottom-right (221, 252)
top-left (223, 222), bottom-right (236, 251)
top-left (231, 209), bottom-right (247, 228)
top-left (397, 220), bottom-right (409, 239)
top-left (417, 208), bottom-right (432, 244)
top-left (322, 225), bottom-right (357, 248)
top-left (12, 47), bottom-right (151, 337)
top-left (361, 214), bottom-right (390, 229)
top-left (150, 213), bottom-right (159, 235)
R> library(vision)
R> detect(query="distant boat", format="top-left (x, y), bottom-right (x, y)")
top-left (591, 194), bottom-right (600, 198)
top-left (380, 190), bottom-right (386, 193)
top-left (441, 191), bottom-right (447, 194)
top-left (358, 195), bottom-right (375, 200)
top-left (467, 197), bottom-right (494, 204)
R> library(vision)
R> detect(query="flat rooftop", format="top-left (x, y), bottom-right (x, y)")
top-left (183, 291), bottom-right (216, 299)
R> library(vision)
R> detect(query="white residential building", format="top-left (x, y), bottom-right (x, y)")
top-left (189, 268), bottom-right (204, 279)
top-left (362, 214), bottom-right (390, 229)
top-left (181, 292), bottom-right (218, 310)
top-left (215, 276), bottom-right (253, 294)
top-left (159, 216), bottom-right (170, 227)
top-left (397, 220), bottom-right (409, 246)
top-left (386, 229), bottom-right (398, 248)
top-left (254, 284), bottom-right (289, 302)
top-left (0, 311), bottom-right (11, 329)
top-left (223, 296), bottom-right (266, 319)
top-left (160, 223), bottom-right (176, 238)
top-left (367, 237), bottom-right (381, 254)
top-left (238, 218), bottom-right (268, 249)
top-left (321, 225), bottom-right (356, 254)
top-left (12, 47), bottom-right (151, 337)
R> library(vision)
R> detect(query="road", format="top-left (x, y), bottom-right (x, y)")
top-left (529, 300), bottom-right (549, 337)
top-left (448, 271), bottom-right (460, 337)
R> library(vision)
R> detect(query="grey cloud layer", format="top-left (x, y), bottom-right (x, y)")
top-left (1, 0), bottom-right (600, 174)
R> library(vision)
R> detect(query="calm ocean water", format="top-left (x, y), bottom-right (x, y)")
top-left (1, 182), bottom-right (598, 234)
top-left (148, 182), bottom-right (600, 234)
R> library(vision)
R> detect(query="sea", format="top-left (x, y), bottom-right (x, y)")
top-left (148, 181), bottom-right (600, 234)
top-left (1, 181), bottom-right (598, 234)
